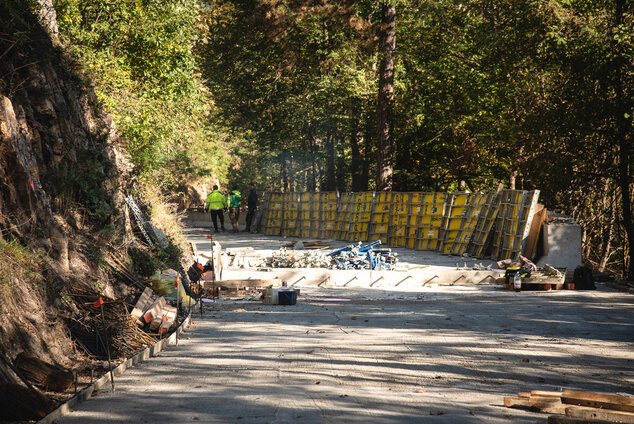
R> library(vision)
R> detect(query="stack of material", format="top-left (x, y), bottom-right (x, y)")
top-left (130, 287), bottom-right (178, 335)
top-left (504, 389), bottom-right (634, 423)
top-left (327, 239), bottom-right (398, 270)
top-left (266, 248), bottom-right (334, 268)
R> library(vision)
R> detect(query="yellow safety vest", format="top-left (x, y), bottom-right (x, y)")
top-left (205, 190), bottom-right (227, 210)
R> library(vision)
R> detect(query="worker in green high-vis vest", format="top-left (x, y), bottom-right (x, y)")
top-left (228, 187), bottom-right (241, 232)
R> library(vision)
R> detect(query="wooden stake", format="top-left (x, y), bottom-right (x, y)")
top-left (100, 303), bottom-right (115, 392)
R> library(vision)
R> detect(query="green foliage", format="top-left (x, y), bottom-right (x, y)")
top-left (45, 144), bottom-right (115, 225)
top-left (156, 243), bottom-right (183, 270)
top-left (128, 247), bottom-right (161, 278)
top-left (55, 0), bottom-right (232, 190)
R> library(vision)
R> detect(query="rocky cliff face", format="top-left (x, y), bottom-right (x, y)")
top-left (0, 2), bottom-right (132, 366)
top-left (0, 2), bottom-right (130, 269)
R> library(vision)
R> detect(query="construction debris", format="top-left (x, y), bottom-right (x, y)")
top-left (66, 285), bottom-right (158, 359)
top-left (266, 248), bottom-right (334, 268)
top-left (505, 389), bottom-right (634, 423)
top-left (281, 240), bottom-right (333, 249)
top-left (327, 240), bottom-right (398, 270)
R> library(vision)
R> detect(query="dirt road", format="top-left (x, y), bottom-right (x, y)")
top-left (58, 292), bottom-right (633, 423)
top-left (57, 230), bottom-right (634, 423)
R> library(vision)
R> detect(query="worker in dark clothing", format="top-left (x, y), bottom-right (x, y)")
top-left (244, 182), bottom-right (257, 232)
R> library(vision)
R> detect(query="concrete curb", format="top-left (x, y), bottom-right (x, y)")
top-left (37, 312), bottom-right (194, 424)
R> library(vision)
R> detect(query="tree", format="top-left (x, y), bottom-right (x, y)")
top-left (376, 3), bottom-right (396, 191)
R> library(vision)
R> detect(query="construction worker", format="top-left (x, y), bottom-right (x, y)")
top-left (244, 182), bottom-right (257, 232)
top-left (228, 187), bottom-right (241, 232)
top-left (205, 185), bottom-right (227, 232)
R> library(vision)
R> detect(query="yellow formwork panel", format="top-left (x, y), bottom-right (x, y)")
top-left (300, 192), bottom-right (312, 205)
top-left (346, 192), bottom-right (372, 241)
top-left (264, 218), bottom-right (282, 236)
top-left (466, 192), bottom-right (501, 258)
top-left (441, 192), bottom-right (472, 254)
top-left (348, 222), bottom-right (369, 242)
top-left (415, 192), bottom-right (447, 251)
top-left (491, 190), bottom-right (526, 259)
top-left (266, 209), bottom-right (283, 220)
top-left (371, 223), bottom-right (389, 234)
top-left (352, 212), bottom-right (372, 222)
top-left (387, 193), bottom-right (408, 247)
top-left (283, 210), bottom-right (298, 219)
top-left (493, 190), bottom-right (539, 260)
top-left (334, 193), bottom-right (353, 241)
top-left (405, 192), bottom-right (425, 249)
top-left (448, 192), bottom-right (489, 255)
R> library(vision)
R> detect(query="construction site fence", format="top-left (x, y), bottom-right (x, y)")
top-left (260, 190), bottom-right (540, 261)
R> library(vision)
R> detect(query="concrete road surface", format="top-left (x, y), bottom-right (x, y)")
top-left (58, 285), bottom-right (634, 423)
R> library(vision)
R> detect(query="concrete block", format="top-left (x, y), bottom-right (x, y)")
top-left (536, 222), bottom-right (582, 276)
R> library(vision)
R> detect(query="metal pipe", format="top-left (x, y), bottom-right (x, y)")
top-left (343, 276), bottom-right (358, 287)
top-left (291, 276), bottom-right (306, 286)
top-left (395, 275), bottom-right (412, 286)
top-left (370, 276), bottom-right (384, 287)
top-left (423, 275), bottom-right (439, 286)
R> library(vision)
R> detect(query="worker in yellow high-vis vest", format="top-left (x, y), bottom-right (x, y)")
top-left (205, 185), bottom-right (227, 232)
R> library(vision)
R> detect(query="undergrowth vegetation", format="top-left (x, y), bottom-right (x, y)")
top-left (0, 241), bottom-right (38, 294)
top-left (55, 0), bottom-right (233, 194)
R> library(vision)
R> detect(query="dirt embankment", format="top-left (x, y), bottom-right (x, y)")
top-left (0, 2), bottom-right (161, 420)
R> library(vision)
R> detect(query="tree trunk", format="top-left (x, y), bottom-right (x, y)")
top-left (351, 121), bottom-right (365, 192)
top-left (280, 152), bottom-right (289, 192)
top-left (376, 3), bottom-right (395, 191)
top-left (598, 191), bottom-right (615, 273)
top-left (307, 130), bottom-right (317, 191)
top-left (614, 0), bottom-right (634, 280)
top-left (15, 352), bottom-right (73, 392)
top-left (509, 170), bottom-right (518, 190)
top-left (325, 133), bottom-right (336, 191)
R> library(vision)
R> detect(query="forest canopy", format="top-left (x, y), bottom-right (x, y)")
top-left (55, 0), bottom-right (632, 278)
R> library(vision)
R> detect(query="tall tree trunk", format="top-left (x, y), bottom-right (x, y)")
top-left (509, 170), bottom-right (518, 190)
top-left (351, 120), bottom-right (365, 192)
top-left (325, 133), bottom-right (336, 191)
top-left (280, 152), bottom-right (289, 192)
top-left (614, 0), bottom-right (634, 280)
top-left (376, 3), bottom-right (395, 191)
top-left (362, 125), bottom-right (371, 191)
top-left (598, 186), bottom-right (616, 273)
top-left (307, 130), bottom-right (317, 191)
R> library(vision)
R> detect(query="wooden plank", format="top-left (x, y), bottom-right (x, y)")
top-left (529, 396), bottom-right (567, 414)
top-left (141, 297), bottom-right (167, 326)
top-left (504, 396), bottom-right (530, 408)
top-left (531, 390), bottom-right (564, 398)
top-left (131, 287), bottom-right (156, 321)
top-left (565, 406), bottom-right (634, 423)
top-left (158, 305), bottom-right (178, 333)
top-left (523, 204), bottom-right (546, 258)
top-left (549, 415), bottom-right (624, 424)
top-left (562, 390), bottom-right (634, 413)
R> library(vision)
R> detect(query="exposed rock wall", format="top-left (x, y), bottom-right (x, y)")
top-left (0, 2), bottom-right (131, 269)
top-left (0, 1), bottom-right (134, 366)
